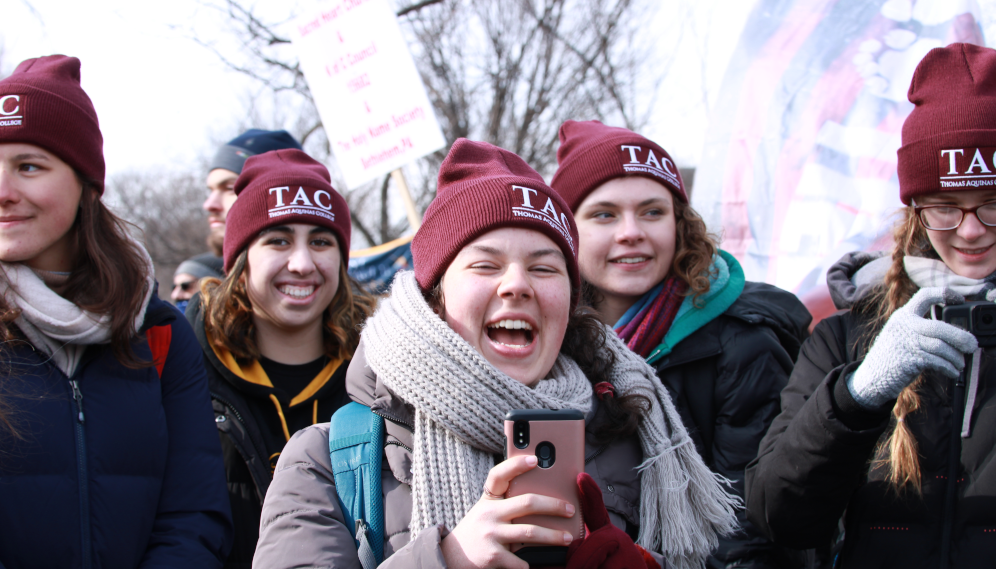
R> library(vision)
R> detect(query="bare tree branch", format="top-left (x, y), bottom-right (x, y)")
top-left (397, 0), bottom-right (445, 18)
top-left (189, 0), bottom-right (665, 246)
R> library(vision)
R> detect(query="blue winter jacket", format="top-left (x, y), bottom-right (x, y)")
top-left (0, 295), bottom-right (233, 568)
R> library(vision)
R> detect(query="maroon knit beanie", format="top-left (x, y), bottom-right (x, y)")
top-left (0, 55), bottom-right (104, 192)
top-left (412, 139), bottom-right (580, 304)
top-left (550, 120), bottom-right (687, 211)
top-left (898, 43), bottom-right (996, 205)
top-left (223, 149), bottom-right (351, 271)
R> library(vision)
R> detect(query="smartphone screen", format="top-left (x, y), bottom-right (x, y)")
top-left (504, 409), bottom-right (585, 565)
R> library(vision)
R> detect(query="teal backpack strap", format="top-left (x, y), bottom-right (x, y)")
top-left (329, 402), bottom-right (386, 568)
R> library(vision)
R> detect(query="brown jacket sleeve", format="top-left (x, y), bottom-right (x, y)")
top-left (253, 423), bottom-right (450, 569)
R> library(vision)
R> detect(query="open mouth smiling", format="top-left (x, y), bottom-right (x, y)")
top-left (279, 284), bottom-right (315, 299)
top-left (486, 319), bottom-right (534, 348)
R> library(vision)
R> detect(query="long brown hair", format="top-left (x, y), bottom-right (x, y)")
top-left (66, 179), bottom-right (157, 366)
top-left (201, 249), bottom-right (376, 363)
top-left (858, 206), bottom-right (936, 494)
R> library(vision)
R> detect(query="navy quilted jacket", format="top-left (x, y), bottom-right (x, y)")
top-left (0, 296), bottom-right (233, 568)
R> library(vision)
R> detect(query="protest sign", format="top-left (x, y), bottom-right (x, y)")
top-left (292, 0), bottom-right (445, 190)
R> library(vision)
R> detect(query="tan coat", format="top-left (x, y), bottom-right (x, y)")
top-left (254, 342), bottom-right (651, 569)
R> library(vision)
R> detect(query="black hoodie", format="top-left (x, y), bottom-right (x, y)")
top-left (186, 293), bottom-right (351, 569)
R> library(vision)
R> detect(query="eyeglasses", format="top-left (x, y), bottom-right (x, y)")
top-left (173, 280), bottom-right (196, 293)
top-left (914, 203), bottom-right (996, 231)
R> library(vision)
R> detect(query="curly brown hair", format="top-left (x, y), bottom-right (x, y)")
top-left (672, 198), bottom-right (721, 303)
top-left (560, 305), bottom-right (649, 444)
top-left (582, 196), bottom-right (720, 309)
top-left (201, 249), bottom-right (377, 363)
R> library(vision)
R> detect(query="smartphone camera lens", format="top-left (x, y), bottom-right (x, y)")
top-left (535, 441), bottom-right (556, 469)
top-left (513, 420), bottom-right (529, 449)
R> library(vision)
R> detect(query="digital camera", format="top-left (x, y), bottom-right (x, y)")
top-left (933, 300), bottom-right (996, 348)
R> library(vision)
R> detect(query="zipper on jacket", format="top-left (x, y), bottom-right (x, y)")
top-left (585, 443), bottom-right (610, 465)
top-left (210, 391), bottom-right (271, 499)
top-left (70, 379), bottom-right (93, 569)
top-left (211, 392), bottom-right (248, 428)
top-left (372, 409), bottom-right (415, 433)
top-left (386, 440), bottom-right (413, 453)
top-left (939, 365), bottom-right (966, 569)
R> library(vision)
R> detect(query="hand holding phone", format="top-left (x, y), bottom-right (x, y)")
top-left (504, 409), bottom-right (586, 565)
top-left (439, 454), bottom-right (576, 569)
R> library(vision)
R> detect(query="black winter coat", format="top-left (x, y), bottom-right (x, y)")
top-left (745, 252), bottom-right (996, 568)
top-left (186, 294), bottom-right (352, 569)
top-left (0, 295), bottom-right (232, 568)
top-left (657, 282), bottom-right (811, 569)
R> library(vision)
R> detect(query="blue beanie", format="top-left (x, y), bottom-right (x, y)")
top-left (210, 129), bottom-right (303, 174)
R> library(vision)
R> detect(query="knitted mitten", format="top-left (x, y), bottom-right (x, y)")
top-left (848, 287), bottom-right (978, 409)
top-left (566, 473), bottom-right (659, 569)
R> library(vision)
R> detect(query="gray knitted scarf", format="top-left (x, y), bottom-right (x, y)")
top-left (362, 272), bottom-right (738, 569)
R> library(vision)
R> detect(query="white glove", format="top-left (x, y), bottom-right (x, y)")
top-left (847, 287), bottom-right (978, 409)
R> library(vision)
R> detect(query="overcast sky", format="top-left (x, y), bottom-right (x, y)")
top-left (3, 0), bottom-right (994, 179)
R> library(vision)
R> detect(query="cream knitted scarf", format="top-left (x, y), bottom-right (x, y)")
top-left (362, 272), bottom-right (738, 569)
top-left (0, 238), bottom-right (156, 377)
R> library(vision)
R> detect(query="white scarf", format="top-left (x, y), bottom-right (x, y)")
top-left (362, 272), bottom-right (738, 569)
top-left (904, 256), bottom-right (996, 298)
top-left (0, 240), bottom-right (156, 377)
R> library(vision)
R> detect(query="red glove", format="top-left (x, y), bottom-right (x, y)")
top-left (565, 473), bottom-right (660, 569)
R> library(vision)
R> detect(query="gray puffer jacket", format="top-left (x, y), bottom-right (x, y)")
top-left (253, 341), bottom-right (655, 568)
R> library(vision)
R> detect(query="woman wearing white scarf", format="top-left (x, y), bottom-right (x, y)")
top-left (256, 139), bottom-right (737, 569)
top-left (746, 44), bottom-right (996, 568)
top-left (0, 55), bottom-right (231, 567)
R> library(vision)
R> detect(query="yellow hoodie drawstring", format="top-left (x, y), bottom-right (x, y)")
top-left (313, 400), bottom-right (319, 425)
top-left (269, 394), bottom-right (292, 441)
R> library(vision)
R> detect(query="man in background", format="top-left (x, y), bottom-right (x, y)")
top-left (204, 129), bottom-right (303, 256)
top-left (172, 253), bottom-right (225, 313)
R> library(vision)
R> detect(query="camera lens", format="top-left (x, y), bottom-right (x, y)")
top-left (535, 442), bottom-right (556, 468)
top-left (975, 305), bottom-right (996, 331)
top-left (513, 420), bottom-right (530, 449)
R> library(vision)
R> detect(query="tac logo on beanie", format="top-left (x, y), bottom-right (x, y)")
top-left (898, 44), bottom-right (996, 204)
top-left (550, 120), bottom-right (687, 211)
top-left (412, 139), bottom-right (581, 307)
top-left (223, 149), bottom-right (351, 272)
top-left (0, 55), bottom-right (104, 191)
top-left (267, 185), bottom-right (338, 224)
top-left (0, 94), bottom-right (23, 127)
top-left (618, 144), bottom-right (681, 191)
top-left (938, 147), bottom-right (996, 189)
top-left (510, 184), bottom-right (575, 254)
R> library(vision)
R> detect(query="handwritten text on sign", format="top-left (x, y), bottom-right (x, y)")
top-left (293, 0), bottom-right (445, 188)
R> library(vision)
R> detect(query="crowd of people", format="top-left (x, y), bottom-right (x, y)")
top-left (1, 41), bottom-right (995, 569)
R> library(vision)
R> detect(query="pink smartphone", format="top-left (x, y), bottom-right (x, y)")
top-left (504, 409), bottom-right (586, 566)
